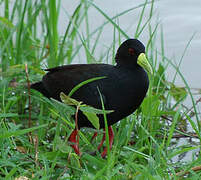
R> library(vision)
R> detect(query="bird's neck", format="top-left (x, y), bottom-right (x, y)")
top-left (115, 63), bottom-right (141, 71)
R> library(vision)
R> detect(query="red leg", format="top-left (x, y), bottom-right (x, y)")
top-left (101, 126), bottom-right (114, 157)
top-left (91, 132), bottom-right (98, 142)
top-left (68, 129), bottom-right (81, 156)
top-left (97, 126), bottom-right (114, 158)
top-left (98, 133), bottom-right (105, 150)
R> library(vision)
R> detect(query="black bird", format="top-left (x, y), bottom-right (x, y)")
top-left (31, 39), bottom-right (152, 157)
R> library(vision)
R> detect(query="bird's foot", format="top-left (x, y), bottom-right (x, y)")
top-left (68, 126), bottom-right (114, 158)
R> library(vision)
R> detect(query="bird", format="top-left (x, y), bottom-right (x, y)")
top-left (31, 39), bottom-right (152, 157)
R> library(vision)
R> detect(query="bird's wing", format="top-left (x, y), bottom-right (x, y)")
top-left (42, 64), bottom-right (113, 108)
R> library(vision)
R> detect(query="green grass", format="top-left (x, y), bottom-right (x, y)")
top-left (0, 0), bottom-right (201, 179)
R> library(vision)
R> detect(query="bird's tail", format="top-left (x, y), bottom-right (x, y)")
top-left (31, 81), bottom-right (50, 98)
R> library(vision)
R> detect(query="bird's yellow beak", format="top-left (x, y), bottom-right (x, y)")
top-left (137, 53), bottom-right (153, 74)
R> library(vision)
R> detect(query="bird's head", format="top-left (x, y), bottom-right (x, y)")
top-left (115, 39), bottom-right (152, 74)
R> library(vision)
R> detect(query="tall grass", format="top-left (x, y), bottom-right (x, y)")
top-left (0, 0), bottom-right (201, 179)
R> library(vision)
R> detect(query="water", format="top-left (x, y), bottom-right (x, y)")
top-left (60, 0), bottom-right (201, 90)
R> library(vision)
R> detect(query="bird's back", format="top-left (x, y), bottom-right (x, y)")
top-left (31, 63), bottom-right (149, 128)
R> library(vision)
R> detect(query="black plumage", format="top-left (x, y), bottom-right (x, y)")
top-left (31, 39), bottom-right (152, 157)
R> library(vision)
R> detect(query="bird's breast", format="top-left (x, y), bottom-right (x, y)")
top-left (104, 68), bottom-right (149, 117)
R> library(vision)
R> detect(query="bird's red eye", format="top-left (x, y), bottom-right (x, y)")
top-left (128, 48), bottom-right (135, 55)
